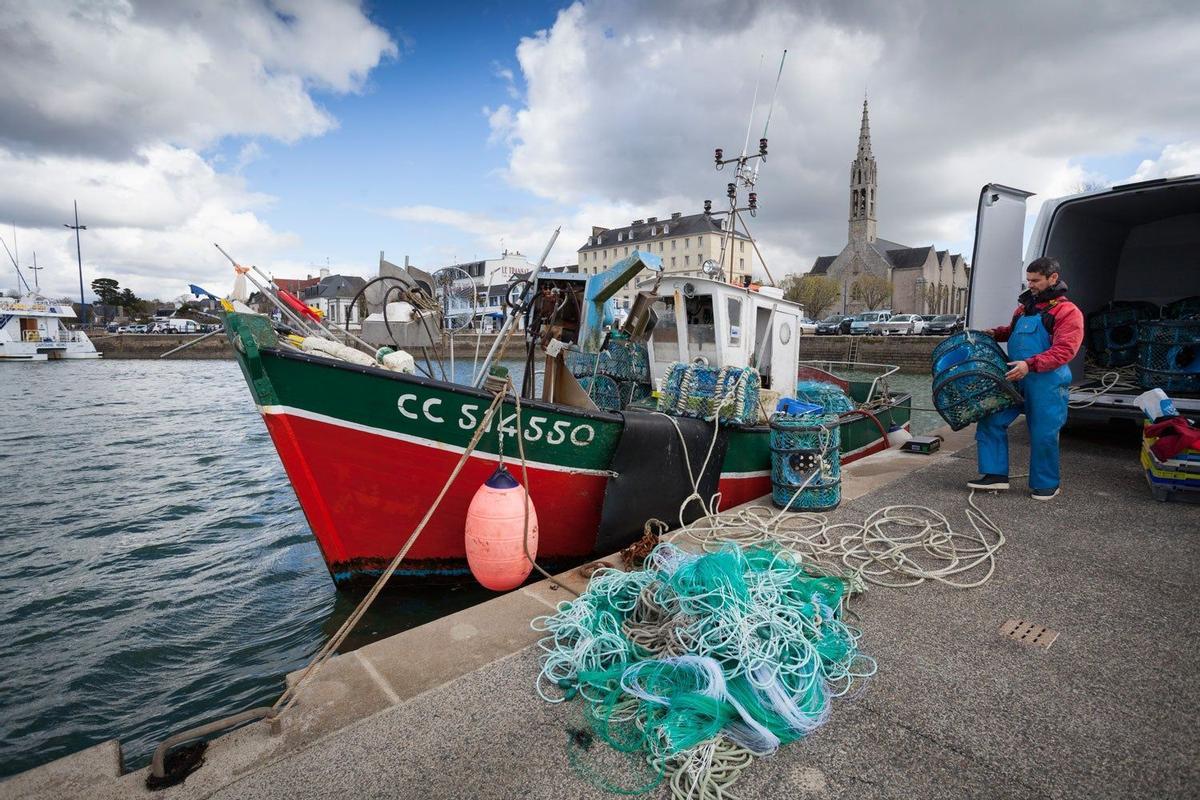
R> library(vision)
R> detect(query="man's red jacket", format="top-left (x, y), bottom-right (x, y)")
top-left (990, 281), bottom-right (1084, 372)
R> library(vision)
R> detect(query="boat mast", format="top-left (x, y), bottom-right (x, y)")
top-left (0, 233), bottom-right (31, 294)
top-left (710, 50), bottom-right (787, 288)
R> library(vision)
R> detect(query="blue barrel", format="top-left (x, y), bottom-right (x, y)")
top-left (770, 413), bottom-right (841, 511)
top-left (931, 331), bottom-right (1023, 431)
top-left (1137, 319), bottom-right (1200, 393)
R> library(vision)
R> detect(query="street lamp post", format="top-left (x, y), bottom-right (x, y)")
top-left (64, 200), bottom-right (87, 325)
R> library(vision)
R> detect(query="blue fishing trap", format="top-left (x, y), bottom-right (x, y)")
top-left (1137, 319), bottom-right (1200, 393)
top-left (579, 375), bottom-right (622, 412)
top-left (1163, 296), bottom-right (1200, 320)
top-left (565, 338), bottom-right (651, 382)
top-left (658, 362), bottom-right (761, 425)
top-left (1086, 302), bottom-right (1159, 367)
top-left (769, 413), bottom-right (841, 511)
top-left (930, 331), bottom-right (1024, 431)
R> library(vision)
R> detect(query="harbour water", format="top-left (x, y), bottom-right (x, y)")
top-left (0, 357), bottom-right (936, 779)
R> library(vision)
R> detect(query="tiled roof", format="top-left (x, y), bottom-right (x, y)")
top-left (810, 255), bottom-right (837, 275)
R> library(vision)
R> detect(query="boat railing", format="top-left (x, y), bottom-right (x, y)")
top-left (22, 330), bottom-right (88, 344)
top-left (797, 359), bottom-right (900, 406)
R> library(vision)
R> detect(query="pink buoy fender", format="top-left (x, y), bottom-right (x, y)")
top-left (464, 465), bottom-right (539, 590)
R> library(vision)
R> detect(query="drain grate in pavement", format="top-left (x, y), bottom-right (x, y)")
top-left (1000, 619), bottom-right (1059, 650)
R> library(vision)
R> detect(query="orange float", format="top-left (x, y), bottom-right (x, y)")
top-left (464, 465), bottom-right (538, 590)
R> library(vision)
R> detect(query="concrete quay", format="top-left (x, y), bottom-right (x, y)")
top-left (6, 420), bottom-right (1198, 799)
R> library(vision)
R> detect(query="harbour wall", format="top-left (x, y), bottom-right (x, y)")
top-left (91, 333), bottom-right (527, 360)
top-left (797, 334), bottom-right (940, 373)
top-left (92, 333), bottom-right (235, 359)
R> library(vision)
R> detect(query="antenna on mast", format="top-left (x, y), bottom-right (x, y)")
top-left (709, 51), bottom-right (787, 288)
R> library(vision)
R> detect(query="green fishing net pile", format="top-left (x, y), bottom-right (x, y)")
top-left (533, 541), bottom-right (875, 795)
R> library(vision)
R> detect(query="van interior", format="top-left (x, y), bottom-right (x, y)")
top-left (1042, 179), bottom-right (1200, 394)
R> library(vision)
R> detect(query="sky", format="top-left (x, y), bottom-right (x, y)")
top-left (0, 0), bottom-right (1197, 303)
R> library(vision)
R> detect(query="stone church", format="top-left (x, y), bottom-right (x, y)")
top-left (809, 99), bottom-right (969, 317)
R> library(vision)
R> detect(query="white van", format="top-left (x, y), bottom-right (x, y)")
top-left (967, 175), bottom-right (1200, 421)
top-left (162, 318), bottom-right (200, 334)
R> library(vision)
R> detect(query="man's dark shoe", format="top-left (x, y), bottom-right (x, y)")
top-left (1031, 487), bottom-right (1060, 501)
top-left (967, 474), bottom-right (1009, 490)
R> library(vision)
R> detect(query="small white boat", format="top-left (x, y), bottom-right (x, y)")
top-left (0, 294), bottom-right (101, 361)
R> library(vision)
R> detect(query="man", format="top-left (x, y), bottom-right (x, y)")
top-left (968, 256), bottom-right (1084, 499)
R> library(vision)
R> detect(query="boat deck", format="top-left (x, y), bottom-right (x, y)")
top-left (7, 420), bottom-right (1197, 799)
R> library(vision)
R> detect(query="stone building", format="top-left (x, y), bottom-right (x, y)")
top-left (809, 99), bottom-right (969, 316)
top-left (577, 212), bottom-right (755, 311)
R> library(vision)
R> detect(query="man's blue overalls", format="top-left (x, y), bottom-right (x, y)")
top-left (975, 313), bottom-right (1072, 490)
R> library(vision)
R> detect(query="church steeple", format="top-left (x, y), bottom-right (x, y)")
top-left (849, 96), bottom-right (878, 243)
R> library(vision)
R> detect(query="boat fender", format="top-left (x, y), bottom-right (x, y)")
top-left (375, 347), bottom-right (416, 374)
top-left (886, 424), bottom-right (912, 448)
top-left (464, 465), bottom-right (538, 591)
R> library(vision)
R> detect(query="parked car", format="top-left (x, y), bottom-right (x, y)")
top-left (815, 314), bottom-right (853, 335)
top-left (923, 314), bottom-right (964, 335)
top-left (797, 317), bottom-right (818, 335)
top-left (849, 310), bottom-right (891, 335)
top-left (870, 313), bottom-right (925, 335)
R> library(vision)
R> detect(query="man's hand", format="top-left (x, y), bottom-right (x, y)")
top-left (1005, 360), bottom-right (1029, 381)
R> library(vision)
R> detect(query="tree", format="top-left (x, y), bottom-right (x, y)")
top-left (91, 277), bottom-right (121, 306)
top-left (781, 274), bottom-right (840, 320)
top-left (851, 275), bottom-right (892, 310)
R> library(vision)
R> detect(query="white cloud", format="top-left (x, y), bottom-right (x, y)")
top-left (482, 0), bottom-right (1200, 278)
top-left (1130, 142), bottom-right (1200, 182)
top-left (0, 0), bottom-right (396, 301)
top-left (0, 0), bottom-right (398, 159)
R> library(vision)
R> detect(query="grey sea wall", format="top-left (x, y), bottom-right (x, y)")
top-left (797, 334), bottom-right (939, 373)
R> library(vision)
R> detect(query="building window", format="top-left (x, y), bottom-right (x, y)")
top-left (624, 246), bottom-right (629, 256)
top-left (739, 241), bottom-right (745, 252)
top-left (697, 236), bottom-right (703, 249)
top-left (663, 224), bottom-right (669, 235)
top-left (684, 255), bottom-right (690, 266)
top-left (671, 240), bottom-right (677, 250)
top-left (618, 232), bottom-right (624, 242)
top-left (671, 257), bottom-right (676, 267)
top-left (604, 249), bottom-right (608, 259)
top-left (684, 237), bottom-right (690, 249)
top-left (739, 258), bottom-right (744, 269)
top-left (658, 242), bottom-right (664, 252)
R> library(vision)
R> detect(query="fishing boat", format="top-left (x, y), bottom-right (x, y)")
top-left (217, 92), bottom-right (909, 589)
top-left (220, 256), bottom-right (911, 589)
top-left (0, 293), bottom-right (100, 361)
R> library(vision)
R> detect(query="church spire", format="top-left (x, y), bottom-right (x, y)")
top-left (857, 96), bottom-right (872, 158)
top-left (849, 95), bottom-right (878, 243)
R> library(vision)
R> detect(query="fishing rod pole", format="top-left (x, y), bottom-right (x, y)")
top-left (473, 226), bottom-right (560, 388)
top-left (213, 243), bottom-right (327, 339)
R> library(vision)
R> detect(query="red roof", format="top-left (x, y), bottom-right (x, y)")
top-left (274, 277), bottom-right (320, 295)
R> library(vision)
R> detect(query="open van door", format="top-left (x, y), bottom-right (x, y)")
top-left (966, 184), bottom-right (1034, 330)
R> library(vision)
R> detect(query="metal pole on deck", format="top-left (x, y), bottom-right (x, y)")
top-left (472, 227), bottom-right (560, 388)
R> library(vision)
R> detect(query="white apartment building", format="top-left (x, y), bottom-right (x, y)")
top-left (576, 211), bottom-right (756, 310)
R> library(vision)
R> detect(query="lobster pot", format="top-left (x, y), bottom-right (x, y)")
top-left (1086, 302), bottom-right (1158, 367)
top-left (1136, 319), bottom-right (1200, 393)
top-left (579, 375), bottom-right (621, 412)
top-left (565, 339), bottom-right (651, 382)
top-left (770, 413), bottom-right (841, 511)
top-left (618, 380), bottom-right (652, 408)
top-left (931, 331), bottom-right (1024, 431)
top-left (793, 380), bottom-right (855, 413)
top-left (1163, 296), bottom-right (1200, 320)
top-left (658, 362), bottom-right (761, 425)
